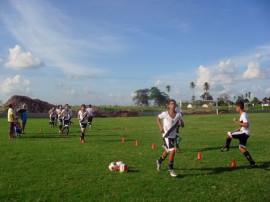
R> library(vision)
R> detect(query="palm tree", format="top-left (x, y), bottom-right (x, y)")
top-left (166, 85), bottom-right (171, 95)
top-left (203, 82), bottom-right (210, 92)
top-left (190, 82), bottom-right (196, 102)
top-left (248, 92), bottom-right (251, 98)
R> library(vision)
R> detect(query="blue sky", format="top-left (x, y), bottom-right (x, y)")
top-left (0, 0), bottom-right (269, 105)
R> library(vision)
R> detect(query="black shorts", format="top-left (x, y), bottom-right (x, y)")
top-left (163, 137), bottom-right (175, 152)
top-left (63, 120), bottom-right (69, 126)
top-left (88, 116), bottom-right (93, 123)
top-left (228, 131), bottom-right (249, 148)
top-left (80, 123), bottom-right (87, 130)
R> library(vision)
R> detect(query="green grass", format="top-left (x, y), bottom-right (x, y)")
top-left (0, 114), bottom-right (269, 201)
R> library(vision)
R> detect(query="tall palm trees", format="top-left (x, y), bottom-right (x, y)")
top-left (190, 82), bottom-right (196, 101)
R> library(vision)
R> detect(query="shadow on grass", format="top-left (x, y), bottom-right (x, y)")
top-left (199, 146), bottom-right (239, 151)
top-left (175, 161), bottom-right (270, 177)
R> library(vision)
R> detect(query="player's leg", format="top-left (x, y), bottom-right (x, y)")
top-left (167, 138), bottom-right (177, 177)
top-left (220, 131), bottom-right (234, 151)
top-left (9, 122), bottom-right (15, 138)
top-left (21, 120), bottom-right (26, 134)
top-left (238, 135), bottom-right (256, 166)
top-left (59, 118), bottom-right (63, 133)
top-left (80, 123), bottom-right (87, 143)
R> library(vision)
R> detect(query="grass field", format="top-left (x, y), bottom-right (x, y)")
top-left (0, 113), bottom-right (269, 201)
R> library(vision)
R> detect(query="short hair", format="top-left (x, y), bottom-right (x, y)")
top-left (8, 104), bottom-right (13, 108)
top-left (89, 105), bottom-right (92, 107)
top-left (167, 99), bottom-right (176, 105)
top-left (81, 104), bottom-right (86, 108)
top-left (237, 101), bottom-right (244, 110)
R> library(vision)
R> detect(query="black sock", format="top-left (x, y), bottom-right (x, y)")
top-left (169, 161), bottom-right (174, 170)
top-left (243, 151), bottom-right (255, 164)
top-left (158, 156), bottom-right (166, 164)
top-left (81, 132), bottom-right (85, 139)
top-left (226, 138), bottom-right (231, 148)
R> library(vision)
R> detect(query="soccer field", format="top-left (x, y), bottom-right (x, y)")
top-left (0, 113), bottom-right (269, 201)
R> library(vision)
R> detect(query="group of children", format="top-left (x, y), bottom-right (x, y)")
top-left (156, 99), bottom-right (256, 178)
top-left (48, 104), bottom-right (94, 143)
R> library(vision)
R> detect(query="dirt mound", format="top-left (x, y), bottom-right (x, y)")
top-left (1, 95), bottom-right (54, 113)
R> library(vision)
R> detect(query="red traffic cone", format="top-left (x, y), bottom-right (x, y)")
top-left (231, 160), bottom-right (236, 168)
top-left (122, 137), bottom-right (125, 143)
top-left (197, 152), bottom-right (201, 160)
top-left (135, 140), bottom-right (139, 146)
top-left (40, 128), bottom-right (42, 133)
top-left (151, 144), bottom-right (155, 149)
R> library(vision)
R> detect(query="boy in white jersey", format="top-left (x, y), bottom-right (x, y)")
top-left (86, 104), bottom-right (94, 129)
top-left (56, 105), bottom-right (63, 132)
top-left (220, 101), bottom-right (256, 167)
top-left (48, 106), bottom-right (56, 128)
top-left (60, 104), bottom-right (71, 136)
top-left (77, 104), bottom-right (90, 144)
top-left (156, 99), bottom-right (182, 177)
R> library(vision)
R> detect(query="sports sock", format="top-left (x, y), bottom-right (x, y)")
top-left (81, 132), bottom-right (85, 139)
top-left (169, 161), bottom-right (174, 170)
top-left (158, 156), bottom-right (166, 164)
top-left (243, 151), bottom-right (255, 164)
top-left (226, 138), bottom-right (231, 148)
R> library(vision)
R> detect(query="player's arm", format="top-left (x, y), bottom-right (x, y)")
top-left (233, 118), bottom-right (249, 128)
top-left (157, 117), bottom-right (164, 133)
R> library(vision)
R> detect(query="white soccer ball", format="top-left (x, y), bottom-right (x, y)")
top-left (108, 162), bottom-right (117, 171)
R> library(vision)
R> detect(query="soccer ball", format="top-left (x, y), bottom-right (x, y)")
top-left (108, 162), bottom-right (117, 171)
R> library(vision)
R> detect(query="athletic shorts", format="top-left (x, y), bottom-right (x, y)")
top-left (63, 120), bottom-right (69, 126)
top-left (228, 131), bottom-right (249, 148)
top-left (80, 123), bottom-right (87, 130)
top-left (58, 118), bottom-right (63, 124)
top-left (9, 122), bottom-right (15, 132)
top-left (50, 117), bottom-right (56, 122)
top-left (163, 137), bottom-right (175, 152)
top-left (88, 116), bottom-right (93, 123)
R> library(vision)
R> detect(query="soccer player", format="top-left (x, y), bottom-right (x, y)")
top-left (86, 104), bottom-right (94, 129)
top-left (77, 104), bottom-right (90, 144)
top-left (20, 104), bottom-right (28, 134)
top-left (14, 118), bottom-right (22, 136)
top-left (56, 105), bottom-right (63, 133)
top-left (7, 104), bottom-right (16, 139)
top-left (156, 99), bottom-right (182, 177)
top-left (60, 104), bottom-right (71, 135)
top-left (175, 106), bottom-right (185, 149)
top-left (220, 101), bottom-right (256, 167)
top-left (48, 106), bottom-right (57, 128)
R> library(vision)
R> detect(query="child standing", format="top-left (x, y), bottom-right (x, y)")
top-left (156, 99), bottom-right (182, 177)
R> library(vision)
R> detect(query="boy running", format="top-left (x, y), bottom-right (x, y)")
top-left (86, 104), bottom-right (94, 129)
top-left (220, 101), bottom-right (256, 167)
top-left (48, 106), bottom-right (57, 128)
top-left (156, 99), bottom-right (182, 177)
top-left (77, 104), bottom-right (90, 144)
top-left (56, 105), bottom-right (63, 133)
top-left (60, 104), bottom-right (71, 136)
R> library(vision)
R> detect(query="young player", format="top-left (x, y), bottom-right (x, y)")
top-left (68, 106), bottom-right (74, 125)
top-left (56, 105), bottom-right (63, 133)
top-left (20, 104), bottom-right (28, 134)
top-left (77, 104), bottom-right (90, 143)
top-left (86, 104), bottom-right (94, 129)
top-left (14, 118), bottom-right (22, 136)
top-left (7, 104), bottom-right (16, 139)
top-left (220, 101), bottom-right (256, 167)
top-left (156, 99), bottom-right (182, 177)
top-left (48, 106), bottom-right (57, 128)
top-left (60, 104), bottom-right (71, 136)
top-left (175, 106), bottom-right (185, 149)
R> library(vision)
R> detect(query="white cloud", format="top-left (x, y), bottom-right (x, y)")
top-left (242, 62), bottom-right (262, 79)
top-left (0, 75), bottom-right (31, 97)
top-left (4, 45), bottom-right (44, 70)
top-left (265, 88), bottom-right (270, 95)
top-left (154, 79), bottom-right (162, 86)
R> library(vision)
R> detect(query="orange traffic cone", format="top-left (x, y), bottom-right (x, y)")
top-left (125, 126), bottom-right (128, 130)
top-left (197, 152), bottom-right (201, 160)
top-left (151, 144), bottom-right (155, 149)
top-left (135, 140), bottom-right (139, 146)
top-left (40, 128), bottom-right (42, 133)
top-left (231, 160), bottom-right (236, 168)
top-left (122, 137), bottom-right (125, 143)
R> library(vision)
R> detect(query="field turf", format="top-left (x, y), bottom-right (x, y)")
top-left (0, 113), bottom-right (269, 201)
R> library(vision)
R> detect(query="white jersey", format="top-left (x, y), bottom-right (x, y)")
top-left (239, 112), bottom-right (250, 135)
top-left (56, 108), bottom-right (62, 118)
top-left (61, 109), bottom-right (70, 121)
top-left (48, 109), bottom-right (56, 118)
top-left (158, 111), bottom-right (182, 138)
top-left (78, 110), bottom-right (90, 124)
top-left (86, 107), bottom-right (94, 116)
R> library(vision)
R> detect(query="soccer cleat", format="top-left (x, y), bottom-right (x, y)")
top-left (156, 160), bottom-right (161, 171)
top-left (168, 169), bottom-right (177, 177)
top-left (220, 146), bottom-right (229, 152)
top-left (249, 161), bottom-right (256, 168)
